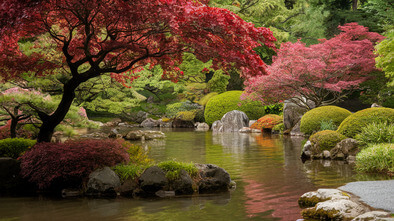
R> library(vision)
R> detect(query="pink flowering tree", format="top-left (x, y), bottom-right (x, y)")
top-left (245, 23), bottom-right (385, 109)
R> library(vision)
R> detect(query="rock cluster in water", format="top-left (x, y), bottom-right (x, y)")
top-left (301, 138), bottom-right (359, 162)
top-left (298, 188), bottom-right (392, 220)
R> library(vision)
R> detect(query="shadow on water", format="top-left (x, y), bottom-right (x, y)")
top-left (0, 128), bottom-right (390, 221)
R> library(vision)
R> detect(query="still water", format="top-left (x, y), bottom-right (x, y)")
top-left (0, 129), bottom-right (390, 220)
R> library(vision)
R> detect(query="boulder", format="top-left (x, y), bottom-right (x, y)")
top-left (116, 178), bottom-right (139, 197)
top-left (283, 99), bottom-right (315, 136)
top-left (144, 131), bottom-right (166, 140)
top-left (302, 199), bottom-right (365, 220)
top-left (172, 119), bottom-right (194, 128)
top-left (353, 211), bottom-right (391, 221)
top-left (125, 130), bottom-right (145, 140)
top-left (211, 120), bottom-right (222, 132)
top-left (140, 118), bottom-right (160, 128)
top-left (86, 167), bottom-right (121, 197)
top-left (171, 170), bottom-right (194, 195)
top-left (196, 164), bottom-right (232, 193)
top-left (123, 111), bottom-right (148, 124)
top-left (298, 188), bottom-right (349, 208)
top-left (124, 130), bottom-right (165, 141)
top-left (139, 166), bottom-right (168, 194)
top-left (159, 119), bottom-right (173, 128)
top-left (195, 122), bottom-right (209, 131)
top-left (103, 118), bottom-right (122, 127)
top-left (330, 138), bottom-right (359, 161)
top-left (0, 157), bottom-right (36, 195)
top-left (80, 132), bottom-right (109, 139)
top-left (239, 127), bottom-right (252, 133)
top-left (212, 110), bottom-right (249, 133)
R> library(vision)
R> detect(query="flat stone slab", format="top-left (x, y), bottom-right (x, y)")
top-left (339, 180), bottom-right (394, 213)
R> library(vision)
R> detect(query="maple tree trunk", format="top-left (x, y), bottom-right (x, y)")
top-left (352, 0), bottom-right (358, 11)
top-left (10, 117), bottom-right (17, 138)
top-left (37, 78), bottom-right (81, 142)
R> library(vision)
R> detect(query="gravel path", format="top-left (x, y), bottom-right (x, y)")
top-left (339, 180), bottom-right (394, 213)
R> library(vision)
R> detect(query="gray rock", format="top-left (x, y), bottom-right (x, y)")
top-left (196, 164), bottom-right (232, 193)
top-left (159, 119), bottom-right (173, 128)
top-left (352, 211), bottom-right (391, 221)
top-left (86, 167), bottom-right (121, 197)
top-left (0, 157), bottom-right (35, 195)
top-left (308, 199), bottom-right (365, 220)
top-left (211, 120), bottom-right (222, 132)
top-left (195, 122), bottom-right (209, 131)
top-left (322, 150), bottom-right (331, 159)
top-left (127, 111), bottom-right (148, 124)
top-left (212, 110), bottom-right (249, 133)
top-left (283, 98), bottom-right (314, 135)
top-left (330, 138), bottom-right (359, 160)
top-left (124, 130), bottom-right (165, 141)
top-left (144, 131), bottom-right (166, 140)
top-left (239, 127), bottom-right (252, 133)
top-left (116, 178), bottom-right (139, 197)
top-left (172, 170), bottom-right (194, 195)
top-left (249, 120), bottom-right (257, 127)
top-left (172, 119), bottom-right (194, 128)
top-left (80, 132), bottom-right (109, 139)
top-left (141, 118), bottom-right (160, 128)
top-left (139, 166), bottom-right (168, 194)
top-left (125, 130), bottom-right (145, 140)
top-left (155, 190), bottom-right (175, 198)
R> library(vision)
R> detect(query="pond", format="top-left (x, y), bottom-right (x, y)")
top-left (0, 128), bottom-right (390, 221)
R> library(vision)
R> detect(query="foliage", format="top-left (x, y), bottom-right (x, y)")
top-left (359, 71), bottom-right (394, 108)
top-left (0, 138), bottom-right (36, 159)
top-left (251, 114), bottom-right (283, 130)
top-left (310, 130), bottom-right (347, 151)
top-left (375, 29), bottom-right (394, 87)
top-left (207, 70), bottom-right (230, 93)
top-left (263, 103), bottom-right (284, 115)
top-left (0, 0), bottom-right (276, 142)
top-left (355, 122), bottom-right (394, 147)
top-left (193, 109), bottom-right (205, 123)
top-left (19, 139), bottom-right (129, 189)
top-left (204, 91), bottom-right (265, 125)
top-left (319, 119), bottom-right (338, 131)
top-left (123, 142), bottom-right (153, 165)
top-left (0, 120), bottom-right (35, 139)
top-left (272, 123), bottom-right (284, 133)
top-left (356, 143), bottom-right (394, 174)
top-left (198, 92), bottom-right (219, 107)
top-left (337, 107), bottom-right (394, 138)
top-left (300, 106), bottom-right (352, 135)
top-left (245, 23), bottom-right (385, 109)
top-left (112, 164), bottom-right (149, 182)
top-left (157, 160), bottom-right (198, 180)
top-left (166, 101), bottom-right (202, 118)
top-left (176, 111), bottom-right (197, 121)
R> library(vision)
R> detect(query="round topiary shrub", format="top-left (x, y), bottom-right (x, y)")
top-left (251, 114), bottom-right (283, 131)
top-left (309, 130), bottom-right (347, 151)
top-left (300, 106), bottom-right (352, 135)
top-left (204, 91), bottom-right (265, 125)
top-left (0, 138), bottom-right (36, 159)
top-left (337, 107), bottom-right (394, 138)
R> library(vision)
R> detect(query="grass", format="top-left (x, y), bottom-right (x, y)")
top-left (157, 160), bottom-right (199, 180)
top-left (355, 121), bottom-right (394, 147)
top-left (112, 164), bottom-right (151, 182)
top-left (356, 143), bottom-right (394, 174)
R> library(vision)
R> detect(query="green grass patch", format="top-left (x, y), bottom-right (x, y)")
top-left (157, 160), bottom-right (198, 180)
top-left (356, 143), bottom-right (394, 174)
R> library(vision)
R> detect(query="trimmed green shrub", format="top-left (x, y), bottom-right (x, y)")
top-left (198, 92), bottom-right (219, 107)
top-left (355, 122), bottom-right (394, 147)
top-left (176, 111), bottom-right (196, 121)
top-left (157, 160), bottom-right (198, 180)
top-left (300, 106), bottom-right (352, 135)
top-left (204, 91), bottom-right (265, 125)
top-left (251, 114), bottom-right (283, 130)
top-left (337, 107), bottom-right (394, 138)
top-left (309, 130), bottom-right (347, 151)
top-left (356, 143), bottom-right (394, 174)
top-left (0, 138), bottom-right (36, 158)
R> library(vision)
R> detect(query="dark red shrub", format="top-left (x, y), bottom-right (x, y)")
top-left (19, 139), bottom-right (130, 189)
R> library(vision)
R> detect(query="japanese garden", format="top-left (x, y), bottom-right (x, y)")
top-left (0, 0), bottom-right (393, 220)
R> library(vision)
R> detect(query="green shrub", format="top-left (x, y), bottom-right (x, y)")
top-left (166, 101), bottom-right (201, 118)
top-left (113, 164), bottom-right (149, 182)
top-left (309, 130), bottom-right (347, 151)
top-left (355, 122), bottom-right (394, 147)
top-left (337, 107), bottom-right (394, 138)
top-left (123, 142), bottom-right (153, 165)
top-left (157, 160), bottom-right (198, 180)
top-left (0, 138), bottom-right (36, 158)
top-left (204, 91), bottom-right (265, 125)
top-left (356, 143), bottom-right (394, 174)
top-left (300, 106), bottom-right (352, 135)
top-left (176, 111), bottom-right (196, 121)
top-left (272, 123), bottom-right (284, 133)
top-left (264, 103), bottom-right (284, 115)
top-left (198, 92), bottom-right (219, 107)
top-left (193, 109), bottom-right (205, 122)
top-left (207, 70), bottom-right (230, 93)
top-left (319, 119), bottom-right (338, 131)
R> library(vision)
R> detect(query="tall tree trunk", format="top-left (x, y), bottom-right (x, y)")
top-left (352, 0), bottom-right (358, 11)
top-left (37, 78), bottom-right (81, 142)
top-left (10, 117), bottom-right (17, 138)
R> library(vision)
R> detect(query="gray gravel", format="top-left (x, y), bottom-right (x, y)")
top-left (339, 180), bottom-right (394, 213)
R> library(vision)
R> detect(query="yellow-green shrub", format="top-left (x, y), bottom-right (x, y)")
top-left (204, 91), bottom-right (265, 125)
top-left (198, 92), bottom-right (219, 107)
top-left (300, 106), bottom-right (351, 135)
top-left (337, 107), bottom-right (394, 138)
top-left (309, 130), bottom-right (347, 151)
top-left (0, 138), bottom-right (36, 159)
top-left (176, 111), bottom-right (196, 121)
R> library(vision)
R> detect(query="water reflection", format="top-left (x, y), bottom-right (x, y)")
top-left (1, 129), bottom-right (390, 221)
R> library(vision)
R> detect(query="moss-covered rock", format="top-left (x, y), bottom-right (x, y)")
top-left (337, 107), bottom-right (394, 138)
top-left (300, 106), bottom-right (352, 135)
top-left (310, 130), bottom-right (347, 151)
top-left (204, 91), bottom-right (265, 125)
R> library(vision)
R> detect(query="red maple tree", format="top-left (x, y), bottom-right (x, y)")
top-left (0, 0), bottom-right (276, 142)
top-left (244, 23), bottom-right (384, 109)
